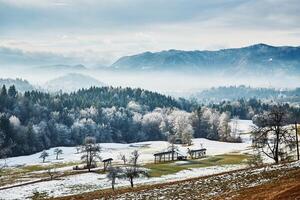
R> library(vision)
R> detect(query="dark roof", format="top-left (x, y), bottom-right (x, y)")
top-left (102, 158), bottom-right (113, 162)
top-left (190, 148), bottom-right (206, 153)
top-left (154, 150), bottom-right (174, 156)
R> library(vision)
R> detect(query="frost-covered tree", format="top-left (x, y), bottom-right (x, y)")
top-left (218, 112), bottom-right (231, 141)
top-left (182, 125), bottom-right (194, 145)
top-left (231, 116), bottom-right (239, 139)
top-left (53, 148), bottom-right (63, 160)
top-left (167, 110), bottom-right (194, 144)
top-left (39, 150), bottom-right (49, 163)
top-left (142, 111), bottom-right (165, 140)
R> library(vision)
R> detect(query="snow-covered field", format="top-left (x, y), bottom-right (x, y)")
top-left (0, 165), bottom-right (246, 199)
top-left (0, 120), bottom-right (254, 199)
top-left (1, 120), bottom-right (253, 168)
top-left (1, 138), bottom-right (250, 168)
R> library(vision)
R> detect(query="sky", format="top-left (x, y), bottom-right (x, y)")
top-left (0, 0), bottom-right (300, 66)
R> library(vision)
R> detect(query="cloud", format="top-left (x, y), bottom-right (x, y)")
top-left (0, 0), bottom-right (299, 65)
top-left (0, 0), bottom-right (246, 31)
top-left (0, 46), bottom-right (80, 66)
top-left (1, 0), bottom-right (299, 32)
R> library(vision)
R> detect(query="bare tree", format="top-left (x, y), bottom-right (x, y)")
top-left (167, 134), bottom-right (178, 161)
top-left (119, 153), bottom-right (127, 165)
top-left (47, 168), bottom-right (57, 180)
top-left (231, 116), bottom-right (239, 138)
top-left (39, 150), bottom-right (49, 163)
top-left (120, 150), bottom-right (148, 188)
top-left (252, 106), bottom-right (295, 164)
top-left (130, 150), bottom-right (140, 166)
top-left (53, 148), bottom-right (63, 160)
top-left (0, 159), bottom-right (7, 177)
top-left (107, 166), bottom-right (122, 191)
top-left (81, 137), bottom-right (101, 172)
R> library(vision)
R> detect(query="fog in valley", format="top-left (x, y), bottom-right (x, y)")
top-left (1, 65), bottom-right (299, 98)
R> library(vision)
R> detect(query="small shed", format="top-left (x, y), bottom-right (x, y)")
top-left (154, 150), bottom-right (187, 163)
top-left (102, 158), bottom-right (113, 171)
top-left (188, 148), bottom-right (206, 159)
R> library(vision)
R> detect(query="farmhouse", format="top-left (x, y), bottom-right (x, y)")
top-left (188, 148), bottom-right (206, 159)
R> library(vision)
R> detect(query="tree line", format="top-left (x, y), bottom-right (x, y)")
top-left (209, 98), bottom-right (300, 121)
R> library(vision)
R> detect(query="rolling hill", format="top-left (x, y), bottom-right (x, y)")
top-left (44, 73), bottom-right (106, 92)
top-left (0, 78), bottom-right (36, 92)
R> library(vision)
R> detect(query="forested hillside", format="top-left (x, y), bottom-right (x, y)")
top-left (209, 98), bottom-right (300, 121)
top-left (1, 85), bottom-right (299, 159)
top-left (0, 85), bottom-right (195, 157)
top-left (195, 85), bottom-right (300, 103)
top-left (0, 78), bottom-right (35, 93)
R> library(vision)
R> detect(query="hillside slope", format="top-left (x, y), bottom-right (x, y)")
top-left (54, 161), bottom-right (300, 200)
top-left (0, 78), bottom-right (35, 92)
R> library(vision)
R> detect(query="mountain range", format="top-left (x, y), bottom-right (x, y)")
top-left (111, 44), bottom-right (300, 74)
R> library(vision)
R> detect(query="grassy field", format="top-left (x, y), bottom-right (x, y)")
top-left (144, 154), bottom-right (249, 177)
top-left (0, 161), bottom-right (82, 187)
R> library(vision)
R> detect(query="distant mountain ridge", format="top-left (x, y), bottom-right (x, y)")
top-left (37, 64), bottom-right (87, 71)
top-left (44, 73), bottom-right (106, 93)
top-left (111, 44), bottom-right (300, 74)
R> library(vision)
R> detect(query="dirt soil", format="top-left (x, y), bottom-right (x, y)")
top-left (52, 163), bottom-right (300, 200)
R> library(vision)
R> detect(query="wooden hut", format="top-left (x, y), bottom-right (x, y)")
top-left (102, 158), bottom-right (113, 171)
top-left (154, 150), bottom-right (187, 163)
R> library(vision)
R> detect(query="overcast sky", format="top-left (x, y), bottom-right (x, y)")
top-left (0, 0), bottom-right (299, 65)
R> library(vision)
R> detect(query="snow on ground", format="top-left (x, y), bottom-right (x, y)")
top-left (0, 120), bottom-right (256, 199)
top-left (1, 138), bottom-right (250, 168)
top-left (2, 161), bottom-right (299, 200)
top-left (230, 119), bottom-right (254, 144)
top-left (231, 120), bottom-right (254, 134)
top-left (0, 164), bottom-right (245, 199)
top-left (1, 119), bottom-right (254, 168)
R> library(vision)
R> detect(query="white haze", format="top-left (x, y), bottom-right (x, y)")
top-left (0, 66), bottom-right (299, 97)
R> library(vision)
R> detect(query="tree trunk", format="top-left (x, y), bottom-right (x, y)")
top-left (112, 179), bottom-right (115, 191)
top-left (56, 154), bottom-right (58, 160)
top-left (87, 150), bottom-right (91, 172)
top-left (130, 178), bottom-right (134, 188)
top-left (275, 126), bottom-right (280, 164)
top-left (171, 144), bottom-right (174, 161)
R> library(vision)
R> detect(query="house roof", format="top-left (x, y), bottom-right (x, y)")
top-left (154, 150), bottom-right (187, 157)
top-left (154, 150), bottom-right (174, 156)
